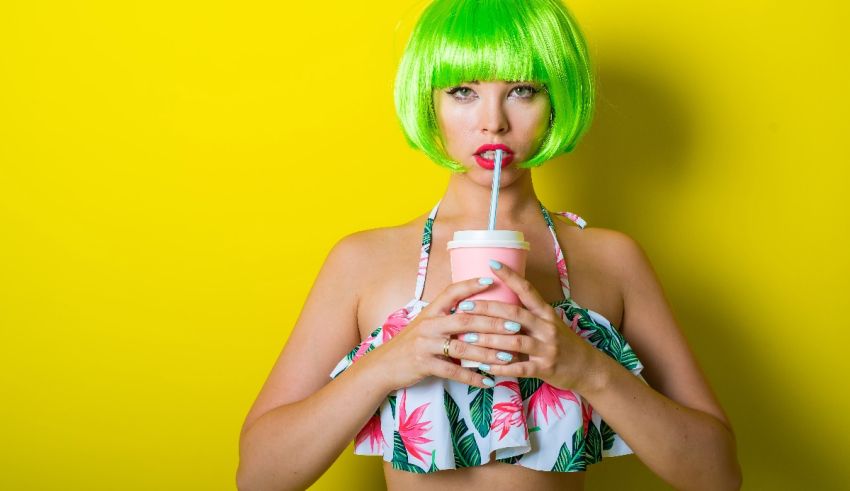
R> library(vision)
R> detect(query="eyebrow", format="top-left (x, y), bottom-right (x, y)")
top-left (467, 80), bottom-right (526, 85)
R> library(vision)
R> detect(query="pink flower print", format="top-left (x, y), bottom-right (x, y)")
top-left (528, 382), bottom-right (580, 426)
top-left (490, 381), bottom-right (527, 440)
top-left (355, 412), bottom-right (386, 453)
top-left (399, 388), bottom-right (433, 464)
top-left (382, 308), bottom-right (410, 342)
top-left (351, 335), bottom-right (376, 364)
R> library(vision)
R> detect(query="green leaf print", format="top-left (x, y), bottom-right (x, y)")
top-left (443, 389), bottom-right (482, 468)
top-left (429, 450), bottom-right (439, 472)
top-left (618, 346), bottom-right (641, 372)
top-left (423, 218), bottom-right (433, 248)
top-left (389, 395), bottom-right (397, 419)
top-left (469, 385), bottom-right (493, 438)
top-left (600, 420), bottom-right (616, 451)
top-left (345, 327), bottom-right (382, 362)
top-left (392, 431), bottom-right (426, 473)
top-left (496, 453), bottom-right (524, 464)
top-left (519, 377), bottom-right (543, 401)
top-left (344, 345), bottom-right (359, 362)
top-left (551, 427), bottom-right (587, 472)
top-left (583, 422), bottom-right (603, 465)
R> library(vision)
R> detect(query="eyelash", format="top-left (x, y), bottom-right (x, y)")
top-left (445, 84), bottom-right (541, 101)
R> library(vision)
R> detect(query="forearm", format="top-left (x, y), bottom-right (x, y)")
top-left (237, 356), bottom-right (391, 491)
top-left (578, 353), bottom-right (742, 491)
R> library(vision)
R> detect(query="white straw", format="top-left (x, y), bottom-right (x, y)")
top-left (488, 149), bottom-right (503, 231)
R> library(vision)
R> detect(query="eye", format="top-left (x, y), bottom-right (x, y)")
top-left (446, 86), bottom-right (476, 101)
top-left (511, 84), bottom-right (541, 99)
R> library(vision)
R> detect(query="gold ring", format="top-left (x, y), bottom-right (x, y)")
top-left (442, 337), bottom-right (451, 357)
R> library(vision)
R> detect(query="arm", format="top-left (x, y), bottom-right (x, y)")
top-left (577, 231), bottom-right (743, 491)
top-left (237, 353), bottom-right (390, 491)
top-left (236, 232), bottom-right (389, 491)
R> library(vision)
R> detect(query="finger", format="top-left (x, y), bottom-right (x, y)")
top-left (438, 336), bottom-right (517, 366)
top-left (460, 332), bottom-right (541, 357)
top-left (430, 357), bottom-right (494, 389)
top-left (478, 360), bottom-right (536, 379)
top-left (488, 260), bottom-right (554, 320)
top-left (434, 309), bottom-right (527, 337)
top-left (449, 299), bottom-right (539, 337)
top-left (425, 276), bottom-right (494, 317)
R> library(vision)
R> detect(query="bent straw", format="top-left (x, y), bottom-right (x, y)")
top-left (487, 149), bottom-right (503, 231)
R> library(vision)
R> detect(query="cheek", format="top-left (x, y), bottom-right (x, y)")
top-left (437, 106), bottom-right (473, 147)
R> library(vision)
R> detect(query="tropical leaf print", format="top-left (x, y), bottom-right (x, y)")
top-left (443, 389), bottom-right (481, 467)
top-left (467, 383), bottom-right (493, 438)
top-left (551, 427), bottom-right (587, 472)
top-left (429, 450), bottom-right (439, 473)
top-left (600, 420), bottom-right (616, 451)
top-left (391, 431), bottom-right (426, 473)
top-left (343, 343), bottom-right (360, 363)
top-left (496, 453), bottom-right (524, 464)
top-left (345, 326), bottom-right (382, 362)
top-left (519, 377), bottom-right (543, 401)
top-left (561, 304), bottom-right (642, 372)
top-left (583, 422), bottom-right (603, 466)
top-left (423, 217), bottom-right (433, 250)
top-left (389, 395), bottom-right (396, 419)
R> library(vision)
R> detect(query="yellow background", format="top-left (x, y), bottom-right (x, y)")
top-left (1, 0), bottom-right (848, 489)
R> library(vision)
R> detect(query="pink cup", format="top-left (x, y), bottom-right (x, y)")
top-left (447, 230), bottom-right (530, 368)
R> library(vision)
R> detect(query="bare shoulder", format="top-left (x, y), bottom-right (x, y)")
top-left (573, 225), bottom-right (736, 433)
top-left (577, 226), bottom-right (647, 280)
top-left (332, 224), bottom-right (411, 271)
top-left (554, 221), bottom-right (644, 294)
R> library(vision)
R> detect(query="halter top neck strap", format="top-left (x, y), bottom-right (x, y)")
top-left (413, 199), bottom-right (587, 302)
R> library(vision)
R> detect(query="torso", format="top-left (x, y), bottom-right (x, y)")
top-left (353, 206), bottom-right (624, 490)
top-left (356, 210), bottom-right (623, 341)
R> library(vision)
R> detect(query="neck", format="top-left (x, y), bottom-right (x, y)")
top-left (437, 170), bottom-right (542, 229)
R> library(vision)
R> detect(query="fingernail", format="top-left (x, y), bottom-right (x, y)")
top-left (459, 300), bottom-right (475, 311)
top-left (478, 277), bottom-right (494, 285)
top-left (503, 321), bottom-right (521, 333)
top-left (482, 377), bottom-right (495, 387)
top-left (463, 332), bottom-right (479, 343)
top-left (497, 351), bottom-right (513, 362)
top-left (489, 259), bottom-right (502, 270)
top-left (479, 363), bottom-right (491, 372)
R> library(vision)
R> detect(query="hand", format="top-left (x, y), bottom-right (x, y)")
top-left (449, 260), bottom-right (601, 393)
top-left (368, 276), bottom-right (525, 392)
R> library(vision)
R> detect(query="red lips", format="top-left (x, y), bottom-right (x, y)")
top-left (474, 143), bottom-right (514, 170)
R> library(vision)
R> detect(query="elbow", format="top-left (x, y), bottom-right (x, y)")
top-left (235, 463), bottom-right (255, 491)
top-left (727, 460), bottom-right (744, 491)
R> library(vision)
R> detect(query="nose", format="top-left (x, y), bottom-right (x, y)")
top-left (479, 97), bottom-right (509, 135)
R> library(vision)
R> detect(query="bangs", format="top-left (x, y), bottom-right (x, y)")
top-left (429, 1), bottom-right (547, 88)
top-left (394, 0), bottom-right (595, 172)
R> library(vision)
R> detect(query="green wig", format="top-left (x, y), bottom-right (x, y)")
top-left (393, 0), bottom-right (595, 172)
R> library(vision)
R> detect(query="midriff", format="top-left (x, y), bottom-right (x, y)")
top-left (383, 458), bottom-right (586, 490)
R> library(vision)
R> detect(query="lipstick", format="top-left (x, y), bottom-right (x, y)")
top-left (474, 143), bottom-right (514, 169)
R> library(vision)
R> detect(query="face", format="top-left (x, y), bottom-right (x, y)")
top-left (433, 80), bottom-right (551, 179)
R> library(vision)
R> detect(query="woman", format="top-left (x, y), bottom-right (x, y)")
top-left (237, 0), bottom-right (742, 489)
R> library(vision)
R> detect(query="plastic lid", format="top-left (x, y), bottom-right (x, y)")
top-left (447, 230), bottom-right (530, 250)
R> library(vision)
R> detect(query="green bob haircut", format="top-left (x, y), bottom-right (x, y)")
top-left (394, 0), bottom-right (595, 172)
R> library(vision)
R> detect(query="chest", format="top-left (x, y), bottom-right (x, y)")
top-left (356, 223), bottom-right (623, 340)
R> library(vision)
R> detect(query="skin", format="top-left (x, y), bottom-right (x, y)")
top-left (432, 80), bottom-right (554, 230)
top-left (382, 80), bottom-right (744, 489)
top-left (237, 79), bottom-right (742, 491)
